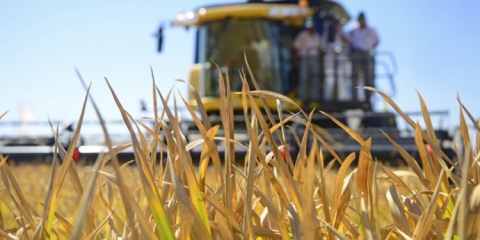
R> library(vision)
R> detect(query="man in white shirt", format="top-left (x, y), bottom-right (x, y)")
top-left (293, 18), bottom-right (323, 107)
top-left (347, 12), bottom-right (379, 106)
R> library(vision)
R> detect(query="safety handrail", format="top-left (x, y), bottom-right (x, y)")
top-left (375, 59), bottom-right (396, 98)
top-left (374, 50), bottom-right (398, 76)
top-left (297, 47), bottom-right (398, 102)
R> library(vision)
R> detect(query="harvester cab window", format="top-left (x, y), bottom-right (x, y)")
top-left (199, 18), bottom-right (295, 97)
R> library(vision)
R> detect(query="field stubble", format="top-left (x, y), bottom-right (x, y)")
top-left (0, 162), bottom-right (422, 236)
top-left (0, 64), bottom-right (479, 239)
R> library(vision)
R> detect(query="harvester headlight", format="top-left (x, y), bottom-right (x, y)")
top-left (173, 11), bottom-right (198, 26)
top-left (269, 6), bottom-right (310, 18)
top-left (289, 7), bottom-right (300, 16)
top-left (269, 7), bottom-right (281, 17)
top-left (299, 7), bottom-right (309, 15)
top-left (199, 8), bottom-right (206, 15)
top-left (176, 13), bottom-right (186, 21)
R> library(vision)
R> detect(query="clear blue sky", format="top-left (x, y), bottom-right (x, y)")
top-left (1, 1), bottom-right (479, 136)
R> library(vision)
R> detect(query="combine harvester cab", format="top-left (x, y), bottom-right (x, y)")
top-left (161, 0), bottom-right (456, 162)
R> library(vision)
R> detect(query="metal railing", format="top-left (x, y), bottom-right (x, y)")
top-left (296, 48), bottom-right (398, 102)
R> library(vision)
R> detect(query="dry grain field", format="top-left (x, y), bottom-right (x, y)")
top-left (1, 67), bottom-right (479, 239)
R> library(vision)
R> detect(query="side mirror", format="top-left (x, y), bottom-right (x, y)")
top-left (156, 25), bottom-right (164, 52)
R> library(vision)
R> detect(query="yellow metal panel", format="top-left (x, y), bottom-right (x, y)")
top-left (190, 94), bottom-right (302, 113)
top-left (187, 64), bottom-right (202, 102)
top-left (189, 97), bottom-right (220, 112)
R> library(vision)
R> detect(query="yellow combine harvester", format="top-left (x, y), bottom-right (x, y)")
top-left (0, 0), bottom-right (460, 161)
top-left (0, 1), bottom-right (457, 163)
top-left (155, 0), bottom-right (455, 160)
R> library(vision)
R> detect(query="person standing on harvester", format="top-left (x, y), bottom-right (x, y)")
top-left (347, 12), bottom-right (379, 106)
top-left (293, 18), bottom-right (323, 108)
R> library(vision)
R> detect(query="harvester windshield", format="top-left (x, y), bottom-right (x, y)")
top-left (198, 18), bottom-right (295, 96)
